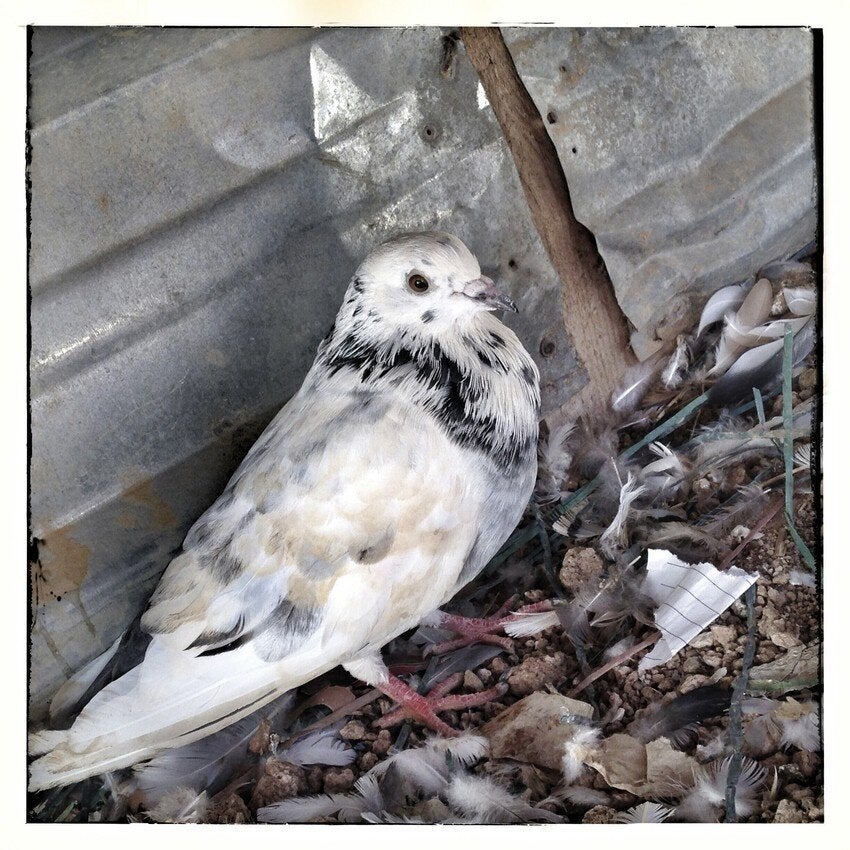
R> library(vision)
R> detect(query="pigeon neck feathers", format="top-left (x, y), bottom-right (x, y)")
top-left (315, 296), bottom-right (540, 472)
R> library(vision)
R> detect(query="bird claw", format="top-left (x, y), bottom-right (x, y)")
top-left (424, 632), bottom-right (515, 656)
top-left (375, 672), bottom-right (507, 736)
top-left (424, 600), bottom-right (554, 656)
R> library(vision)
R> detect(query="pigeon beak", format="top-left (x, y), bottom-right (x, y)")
top-left (462, 275), bottom-right (518, 313)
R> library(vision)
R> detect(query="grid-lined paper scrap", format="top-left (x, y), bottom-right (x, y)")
top-left (638, 548), bottom-right (758, 671)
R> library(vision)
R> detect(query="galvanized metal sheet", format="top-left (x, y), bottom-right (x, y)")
top-left (29, 26), bottom-right (581, 717)
top-left (504, 26), bottom-right (816, 358)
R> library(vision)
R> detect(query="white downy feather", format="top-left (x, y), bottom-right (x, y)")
top-left (283, 726), bottom-right (357, 767)
top-left (146, 788), bottom-right (208, 824)
top-left (561, 725), bottom-right (601, 784)
top-left (261, 772), bottom-right (386, 825)
top-left (445, 773), bottom-right (560, 823)
top-left (708, 278), bottom-right (776, 376)
top-left (788, 569), bottom-right (815, 588)
top-left (258, 787), bottom-right (371, 824)
top-left (259, 735), bottom-right (488, 824)
top-left (661, 335), bottom-right (690, 389)
top-left (697, 283), bottom-right (749, 336)
top-left (676, 756), bottom-right (765, 822)
top-left (715, 337), bottom-right (784, 380)
top-left (599, 472), bottom-right (646, 558)
top-left (502, 609), bottom-right (560, 638)
top-left (360, 812), bottom-right (428, 824)
top-left (560, 786), bottom-right (611, 807)
top-left (794, 443), bottom-right (811, 469)
top-left (640, 441), bottom-right (687, 496)
top-left (708, 324), bottom-right (746, 377)
top-left (602, 635), bottom-right (636, 661)
top-left (735, 277), bottom-right (774, 328)
top-left (615, 802), bottom-right (675, 823)
top-left (369, 734), bottom-right (486, 798)
top-left (783, 286), bottom-right (816, 316)
top-left (611, 357), bottom-right (663, 413)
top-left (778, 711), bottom-right (820, 751)
top-left (774, 699), bottom-right (820, 751)
top-left (538, 420), bottom-right (576, 500)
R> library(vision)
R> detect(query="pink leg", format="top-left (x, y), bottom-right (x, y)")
top-left (427, 600), bottom-right (554, 656)
top-left (374, 672), bottom-right (507, 736)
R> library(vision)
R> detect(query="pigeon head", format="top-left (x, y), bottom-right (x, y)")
top-left (341, 232), bottom-right (517, 337)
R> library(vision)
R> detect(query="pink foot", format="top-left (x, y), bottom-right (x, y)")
top-left (426, 600), bottom-right (554, 656)
top-left (375, 672), bottom-right (507, 736)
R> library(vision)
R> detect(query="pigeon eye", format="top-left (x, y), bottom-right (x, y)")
top-left (407, 273), bottom-right (430, 294)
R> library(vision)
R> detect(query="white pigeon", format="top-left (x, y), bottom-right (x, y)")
top-left (29, 231), bottom-right (540, 792)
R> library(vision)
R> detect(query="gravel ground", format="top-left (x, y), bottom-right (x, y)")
top-left (196, 481), bottom-right (820, 825)
top-left (29, 362), bottom-right (821, 825)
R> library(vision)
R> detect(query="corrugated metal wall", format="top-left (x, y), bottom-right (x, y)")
top-left (28, 26), bottom-right (815, 717)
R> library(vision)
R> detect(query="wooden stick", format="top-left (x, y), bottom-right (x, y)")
top-left (566, 631), bottom-right (660, 697)
top-left (460, 27), bottom-right (635, 426)
top-left (717, 495), bottom-right (784, 572)
top-left (279, 688), bottom-right (382, 749)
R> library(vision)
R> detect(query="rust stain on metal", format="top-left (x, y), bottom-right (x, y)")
top-left (119, 473), bottom-right (178, 530)
top-left (33, 525), bottom-right (91, 600)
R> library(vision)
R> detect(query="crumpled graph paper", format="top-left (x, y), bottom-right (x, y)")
top-left (639, 548), bottom-right (758, 671)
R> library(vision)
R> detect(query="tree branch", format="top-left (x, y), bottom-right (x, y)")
top-left (460, 27), bottom-right (635, 426)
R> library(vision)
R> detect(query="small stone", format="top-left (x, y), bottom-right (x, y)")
top-left (723, 466), bottom-right (748, 492)
top-left (792, 749), bottom-right (821, 779)
top-left (476, 667), bottom-right (493, 684)
top-left (682, 656), bottom-right (702, 674)
top-left (760, 751), bottom-right (789, 768)
top-left (773, 800), bottom-right (804, 823)
top-left (250, 760), bottom-right (306, 809)
top-left (205, 793), bottom-right (252, 824)
top-left (490, 657), bottom-right (509, 674)
top-left (358, 752), bottom-right (378, 772)
top-left (339, 720), bottom-right (366, 741)
top-left (609, 791), bottom-right (641, 808)
top-left (702, 651), bottom-right (724, 669)
top-left (372, 729), bottom-right (392, 756)
top-left (801, 798), bottom-right (824, 820)
top-left (798, 368), bottom-right (816, 391)
top-left (689, 631), bottom-right (713, 650)
top-left (770, 631), bottom-right (801, 649)
top-left (507, 653), bottom-right (565, 696)
top-left (411, 798), bottom-right (454, 822)
top-left (692, 477), bottom-right (711, 494)
top-left (710, 625), bottom-right (737, 649)
top-left (463, 670), bottom-right (484, 692)
top-left (323, 767), bottom-right (355, 794)
top-left (582, 805), bottom-right (619, 824)
top-left (592, 772), bottom-right (611, 790)
top-left (524, 589), bottom-right (547, 603)
top-left (788, 787), bottom-right (811, 803)
top-left (770, 289), bottom-right (788, 316)
top-left (559, 547), bottom-right (603, 592)
top-left (247, 717), bottom-right (273, 755)
top-left (680, 674), bottom-right (710, 692)
top-left (305, 765), bottom-right (324, 793)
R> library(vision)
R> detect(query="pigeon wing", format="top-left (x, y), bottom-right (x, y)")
top-left (30, 382), bottom-right (484, 789)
